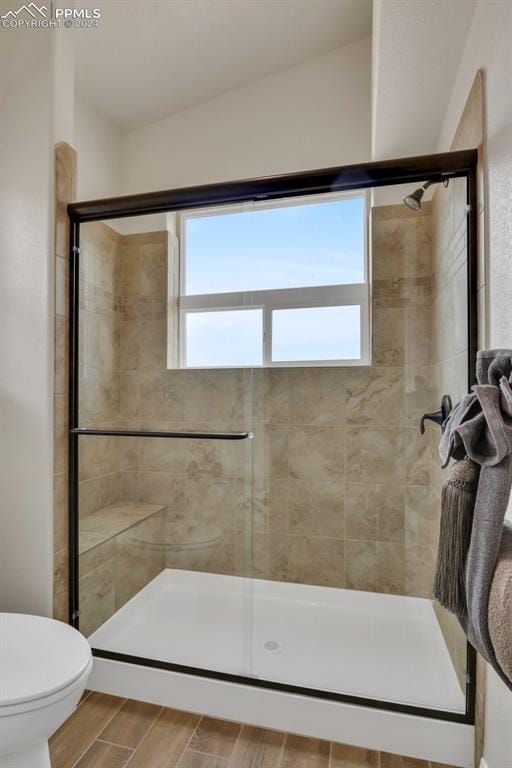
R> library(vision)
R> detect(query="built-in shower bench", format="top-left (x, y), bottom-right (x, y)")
top-left (79, 501), bottom-right (166, 555)
top-left (78, 501), bottom-right (167, 637)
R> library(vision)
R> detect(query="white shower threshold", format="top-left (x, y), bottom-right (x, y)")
top-left (88, 569), bottom-right (473, 767)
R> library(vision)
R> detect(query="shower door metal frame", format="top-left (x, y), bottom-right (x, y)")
top-left (67, 148), bottom-right (478, 725)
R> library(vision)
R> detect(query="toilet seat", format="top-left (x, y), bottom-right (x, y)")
top-left (0, 614), bottom-right (92, 712)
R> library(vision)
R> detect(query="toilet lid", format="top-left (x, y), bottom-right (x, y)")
top-left (0, 613), bottom-right (92, 707)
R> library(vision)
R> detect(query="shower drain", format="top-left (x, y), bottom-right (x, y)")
top-left (263, 639), bottom-right (283, 653)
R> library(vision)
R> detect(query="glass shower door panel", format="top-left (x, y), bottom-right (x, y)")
top-left (76, 217), bottom-right (255, 679)
top-left (248, 179), bottom-right (470, 714)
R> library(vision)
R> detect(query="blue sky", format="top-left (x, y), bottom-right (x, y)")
top-left (183, 197), bottom-right (364, 366)
top-left (184, 197), bottom-right (365, 295)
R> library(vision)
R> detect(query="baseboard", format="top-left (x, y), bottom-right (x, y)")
top-left (89, 656), bottom-right (475, 768)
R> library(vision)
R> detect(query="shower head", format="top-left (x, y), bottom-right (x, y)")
top-left (403, 179), bottom-right (449, 211)
top-left (403, 187), bottom-right (425, 211)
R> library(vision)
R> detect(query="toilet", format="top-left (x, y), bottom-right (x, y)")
top-left (0, 613), bottom-right (92, 768)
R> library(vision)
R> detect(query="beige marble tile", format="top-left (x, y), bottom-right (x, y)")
top-left (79, 472), bottom-right (123, 518)
top-left (287, 479), bottom-right (344, 538)
top-left (139, 318), bottom-right (167, 370)
top-left (80, 502), bottom-right (165, 546)
top-left (376, 486), bottom-right (405, 543)
top-left (120, 320), bottom-right (140, 370)
top-left (54, 394), bottom-right (68, 475)
top-left (55, 255), bottom-right (69, 318)
top-left (377, 542), bottom-right (405, 594)
top-left (288, 368), bottom-right (346, 425)
top-left (139, 434), bottom-right (246, 479)
top-left (372, 218), bottom-right (408, 279)
top-left (137, 472), bottom-right (186, 510)
top-left (79, 367), bottom-right (120, 425)
top-left (346, 367), bottom-right (403, 425)
top-left (79, 558), bottom-right (116, 637)
top-left (405, 306), bottom-right (431, 367)
top-left (53, 588), bottom-right (68, 623)
top-left (115, 512), bottom-right (166, 609)
top-left (346, 427), bottom-right (405, 485)
top-left (345, 540), bottom-right (378, 592)
top-left (80, 538), bottom-right (116, 578)
top-left (138, 370), bottom-right (192, 422)
top-left (372, 307), bottom-right (405, 367)
top-left (287, 535), bottom-right (344, 587)
top-left (252, 424), bottom-right (289, 480)
top-left (54, 472), bottom-right (68, 552)
top-left (405, 428), bottom-right (432, 487)
top-left (54, 146), bottom-right (76, 262)
top-left (79, 436), bottom-right (121, 482)
top-left (404, 366), bottom-right (432, 427)
top-left (405, 486), bottom-right (432, 546)
top-left (254, 368), bottom-right (290, 424)
top-left (168, 527), bottom-right (235, 576)
top-left (186, 475), bottom-right (246, 533)
top-left (120, 240), bottom-right (167, 300)
top-left (53, 547), bottom-right (68, 602)
top-left (408, 214), bottom-right (432, 279)
top-left (184, 370), bottom-right (246, 426)
top-left (344, 485), bottom-right (378, 541)
top-left (405, 545), bottom-right (434, 598)
top-left (54, 314), bottom-right (69, 395)
top-left (120, 371), bottom-right (141, 420)
top-left (288, 426), bottom-right (344, 480)
top-left (252, 477), bottom-right (289, 534)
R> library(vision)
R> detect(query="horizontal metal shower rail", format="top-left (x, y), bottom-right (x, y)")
top-left (71, 428), bottom-right (252, 440)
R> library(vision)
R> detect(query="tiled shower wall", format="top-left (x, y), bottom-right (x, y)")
top-left (427, 71), bottom-right (487, 715)
top-left (429, 177), bottom-right (469, 691)
top-left (76, 202), bottom-right (436, 599)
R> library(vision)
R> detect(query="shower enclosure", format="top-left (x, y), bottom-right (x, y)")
top-left (67, 150), bottom-right (478, 766)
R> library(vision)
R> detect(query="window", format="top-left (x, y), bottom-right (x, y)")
top-left (173, 192), bottom-right (369, 368)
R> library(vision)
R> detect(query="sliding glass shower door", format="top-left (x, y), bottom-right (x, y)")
top-left (71, 158), bottom-right (476, 723)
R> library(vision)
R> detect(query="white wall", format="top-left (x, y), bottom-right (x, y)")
top-left (0, 31), bottom-right (55, 617)
top-left (438, 2), bottom-right (512, 766)
top-left (74, 96), bottom-right (122, 200)
top-left (121, 38), bottom-right (371, 194)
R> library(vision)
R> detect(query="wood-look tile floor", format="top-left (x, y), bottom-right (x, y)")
top-left (49, 692), bottom-right (457, 768)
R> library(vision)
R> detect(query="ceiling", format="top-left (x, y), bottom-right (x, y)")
top-left (74, 0), bottom-right (372, 133)
top-left (372, 0), bottom-right (477, 159)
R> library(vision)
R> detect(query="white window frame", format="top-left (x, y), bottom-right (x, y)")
top-left (174, 190), bottom-right (371, 369)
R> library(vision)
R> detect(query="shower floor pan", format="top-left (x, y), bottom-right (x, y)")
top-left (88, 568), bottom-right (464, 713)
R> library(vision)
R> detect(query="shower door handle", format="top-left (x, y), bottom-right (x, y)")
top-left (420, 394), bottom-right (453, 434)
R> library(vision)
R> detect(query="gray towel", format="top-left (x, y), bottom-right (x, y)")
top-left (488, 523), bottom-right (512, 683)
top-left (439, 349), bottom-right (512, 690)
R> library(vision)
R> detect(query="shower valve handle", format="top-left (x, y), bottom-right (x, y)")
top-left (420, 394), bottom-right (453, 434)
